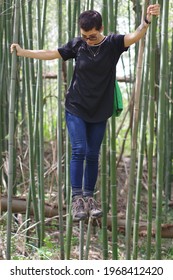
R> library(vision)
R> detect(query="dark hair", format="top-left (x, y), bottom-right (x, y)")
top-left (78, 10), bottom-right (102, 31)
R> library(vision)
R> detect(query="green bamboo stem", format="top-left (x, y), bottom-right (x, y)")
top-left (108, 0), bottom-right (118, 260)
top-left (165, 30), bottom-right (173, 214)
top-left (90, 0), bottom-right (94, 10)
top-left (4, 0), bottom-right (11, 74)
top-left (72, 0), bottom-right (78, 38)
top-left (156, 0), bottom-right (169, 260)
top-left (36, 0), bottom-right (45, 247)
top-left (114, 0), bottom-right (118, 32)
top-left (170, 61), bottom-right (173, 201)
top-left (66, 198), bottom-right (73, 260)
top-left (2, 1), bottom-right (11, 155)
top-left (0, 2), bottom-right (3, 58)
top-left (21, 2), bottom-right (40, 244)
top-left (65, 0), bottom-right (72, 202)
top-left (7, 0), bottom-right (20, 260)
top-left (0, 22), bottom-right (4, 189)
top-left (168, 32), bottom-right (173, 201)
top-left (110, 118), bottom-right (118, 259)
top-left (65, 0), bottom-right (73, 260)
top-left (125, 1), bottom-right (146, 259)
top-left (79, 220), bottom-right (84, 260)
top-left (102, 0), bottom-right (108, 33)
top-left (101, 0), bottom-right (108, 261)
top-left (27, 0), bottom-right (36, 111)
top-left (127, 0), bottom-right (133, 97)
top-left (147, 0), bottom-right (157, 258)
top-left (84, 217), bottom-right (92, 260)
top-left (132, 31), bottom-right (150, 259)
top-left (41, 0), bottom-right (48, 47)
top-left (101, 133), bottom-right (108, 260)
top-left (164, 87), bottom-right (169, 219)
top-left (1, 51), bottom-right (8, 153)
top-left (86, 0), bottom-right (90, 10)
top-left (57, 0), bottom-right (65, 260)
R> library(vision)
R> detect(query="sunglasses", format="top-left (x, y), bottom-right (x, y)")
top-left (81, 34), bottom-right (98, 41)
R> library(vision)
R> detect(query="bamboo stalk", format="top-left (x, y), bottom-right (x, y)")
top-left (146, 0), bottom-right (157, 259)
top-left (125, 1), bottom-right (146, 259)
top-left (4, 0), bottom-right (11, 74)
top-left (156, 0), bottom-right (169, 260)
top-left (72, 0), bottom-right (78, 38)
top-left (101, 133), bottom-right (108, 260)
top-left (57, 0), bottom-right (65, 260)
top-left (7, 0), bottom-right (20, 260)
top-left (84, 217), bottom-right (92, 260)
top-left (165, 30), bottom-right (173, 214)
top-left (100, 0), bottom-right (108, 261)
top-left (0, 1), bottom-right (4, 213)
top-left (36, 0), bottom-right (45, 247)
top-left (0, 79), bottom-right (3, 168)
top-left (21, 2), bottom-right (40, 244)
top-left (41, 0), bottom-right (48, 47)
top-left (108, 0), bottom-right (118, 260)
top-left (66, 200), bottom-right (73, 260)
top-left (110, 118), bottom-right (118, 259)
top-left (132, 31), bottom-right (150, 259)
top-left (79, 220), bottom-right (84, 260)
top-left (65, 0), bottom-right (73, 260)
top-left (27, 0), bottom-right (36, 111)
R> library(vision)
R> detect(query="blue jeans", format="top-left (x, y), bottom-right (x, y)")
top-left (65, 111), bottom-right (107, 197)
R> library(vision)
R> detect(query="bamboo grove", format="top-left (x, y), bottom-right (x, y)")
top-left (0, 0), bottom-right (173, 260)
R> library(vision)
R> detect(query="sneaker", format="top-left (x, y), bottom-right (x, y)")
top-left (85, 197), bottom-right (103, 218)
top-left (72, 196), bottom-right (87, 221)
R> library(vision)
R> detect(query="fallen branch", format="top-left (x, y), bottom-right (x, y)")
top-left (106, 216), bottom-right (173, 238)
top-left (1, 196), bottom-right (59, 218)
top-left (41, 73), bottom-right (133, 83)
top-left (1, 196), bottom-right (173, 238)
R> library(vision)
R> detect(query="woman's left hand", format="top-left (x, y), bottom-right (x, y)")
top-left (146, 4), bottom-right (160, 22)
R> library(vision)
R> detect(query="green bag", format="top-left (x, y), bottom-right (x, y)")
top-left (113, 81), bottom-right (123, 117)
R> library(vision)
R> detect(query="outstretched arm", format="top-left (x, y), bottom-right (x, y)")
top-left (10, 43), bottom-right (62, 60)
top-left (124, 4), bottom-right (160, 48)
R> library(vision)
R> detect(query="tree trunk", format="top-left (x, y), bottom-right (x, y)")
top-left (1, 196), bottom-right (173, 238)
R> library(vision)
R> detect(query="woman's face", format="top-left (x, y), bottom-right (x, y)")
top-left (80, 27), bottom-right (104, 45)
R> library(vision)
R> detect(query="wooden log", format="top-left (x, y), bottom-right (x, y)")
top-left (1, 196), bottom-right (59, 218)
top-left (106, 216), bottom-right (173, 238)
top-left (1, 196), bottom-right (173, 238)
top-left (40, 73), bottom-right (132, 83)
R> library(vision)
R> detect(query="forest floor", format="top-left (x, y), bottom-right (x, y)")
top-left (0, 145), bottom-right (173, 260)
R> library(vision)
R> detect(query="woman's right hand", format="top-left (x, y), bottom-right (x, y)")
top-left (10, 44), bottom-right (61, 60)
top-left (10, 43), bottom-right (23, 56)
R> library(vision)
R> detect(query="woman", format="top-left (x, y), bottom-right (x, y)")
top-left (11, 4), bottom-right (160, 221)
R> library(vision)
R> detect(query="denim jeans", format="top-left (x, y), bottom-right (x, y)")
top-left (65, 111), bottom-right (107, 197)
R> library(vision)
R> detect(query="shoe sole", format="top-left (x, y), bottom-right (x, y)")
top-left (90, 212), bottom-right (103, 219)
top-left (72, 213), bottom-right (88, 222)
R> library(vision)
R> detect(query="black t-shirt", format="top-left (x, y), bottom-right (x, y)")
top-left (58, 34), bottom-right (128, 122)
